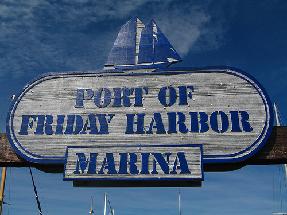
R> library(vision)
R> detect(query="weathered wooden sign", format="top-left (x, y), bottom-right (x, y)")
top-left (6, 67), bottom-right (273, 182)
top-left (4, 18), bottom-right (274, 185)
top-left (64, 145), bottom-right (203, 181)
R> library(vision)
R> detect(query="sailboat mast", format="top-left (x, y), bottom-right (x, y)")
top-left (89, 196), bottom-right (94, 215)
top-left (104, 193), bottom-right (107, 215)
top-left (178, 189), bottom-right (182, 215)
top-left (135, 18), bottom-right (144, 65)
top-left (274, 103), bottom-right (281, 126)
top-left (0, 167), bottom-right (6, 215)
top-left (274, 103), bottom-right (287, 177)
top-left (152, 22), bottom-right (156, 65)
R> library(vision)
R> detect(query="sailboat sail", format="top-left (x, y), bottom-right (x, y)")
top-left (105, 18), bottom-right (181, 69)
top-left (138, 21), bottom-right (153, 63)
top-left (274, 103), bottom-right (282, 126)
top-left (152, 20), bottom-right (181, 63)
top-left (138, 20), bottom-right (181, 65)
top-left (106, 18), bottom-right (137, 66)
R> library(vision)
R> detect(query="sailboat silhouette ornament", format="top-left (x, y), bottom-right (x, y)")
top-left (105, 18), bottom-right (181, 69)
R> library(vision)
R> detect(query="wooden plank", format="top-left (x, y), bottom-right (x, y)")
top-left (205, 126), bottom-right (287, 172)
top-left (1, 126), bottom-right (287, 171)
top-left (64, 145), bottom-right (203, 181)
top-left (0, 133), bottom-right (24, 166)
top-left (249, 126), bottom-right (287, 164)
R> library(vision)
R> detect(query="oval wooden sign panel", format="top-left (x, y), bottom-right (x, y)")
top-left (6, 67), bottom-right (273, 164)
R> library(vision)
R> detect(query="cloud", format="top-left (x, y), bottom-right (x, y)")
top-left (0, 0), bottom-right (230, 78)
top-left (154, 4), bottom-right (210, 55)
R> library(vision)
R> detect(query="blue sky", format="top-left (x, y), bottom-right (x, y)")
top-left (1, 0), bottom-right (287, 214)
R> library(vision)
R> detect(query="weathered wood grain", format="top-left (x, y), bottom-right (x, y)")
top-left (249, 126), bottom-right (287, 164)
top-left (64, 145), bottom-right (202, 180)
top-left (1, 126), bottom-right (287, 171)
top-left (0, 133), bottom-right (24, 165)
top-left (6, 69), bottom-right (272, 163)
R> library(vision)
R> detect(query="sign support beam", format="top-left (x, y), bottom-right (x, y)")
top-left (0, 167), bottom-right (6, 215)
top-left (0, 126), bottom-right (287, 172)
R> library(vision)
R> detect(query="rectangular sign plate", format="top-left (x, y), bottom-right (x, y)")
top-left (64, 145), bottom-right (203, 182)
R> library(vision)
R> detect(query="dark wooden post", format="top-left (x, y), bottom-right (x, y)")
top-left (0, 127), bottom-right (287, 172)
